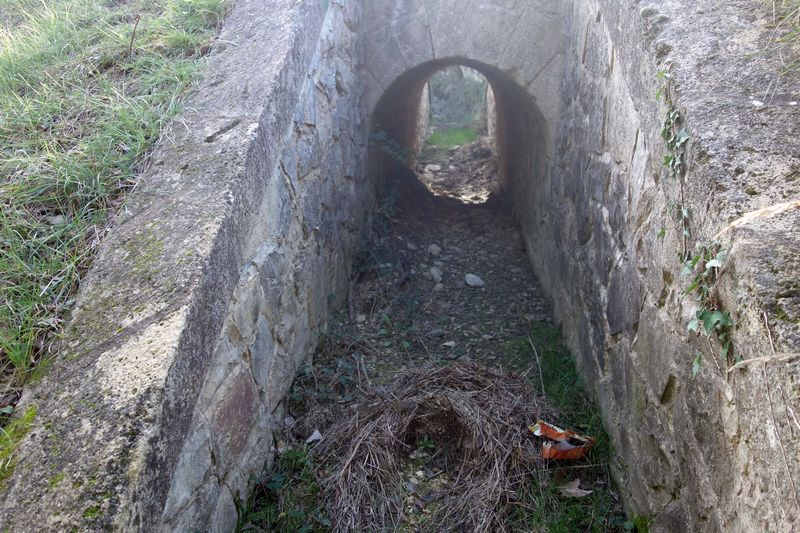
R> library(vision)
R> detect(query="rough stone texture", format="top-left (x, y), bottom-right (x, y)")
top-left (0, 1), bottom-right (369, 531)
top-left (521, 2), bottom-right (800, 532)
top-left (2, 0), bottom-right (799, 531)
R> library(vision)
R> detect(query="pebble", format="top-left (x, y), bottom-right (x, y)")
top-left (425, 164), bottom-right (442, 172)
top-left (428, 244), bottom-right (442, 256)
top-left (46, 215), bottom-right (66, 225)
top-left (434, 283), bottom-right (444, 292)
top-left (430, 266), bottom-right (443, 283)
top-left (306, 429), bottom-right (323, 444)
top-left (407, 242), bottom-right (418, 251)
top-left (465, 273), bottom-right (485, 287)
top-left (433, 260), bottom-right (444, 267)
top-left (442, 341), bottom-right (456, 348)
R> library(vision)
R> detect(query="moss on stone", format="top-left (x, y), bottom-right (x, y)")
top-left (82, 505), bottom-right (101, 519)
top-left (0, 406), bottom-right (38, 488)
top-left (48, 472), bottom-right (65, 489)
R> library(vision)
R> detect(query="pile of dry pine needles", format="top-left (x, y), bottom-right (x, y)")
top-left (314, 362), bottom-right (554, 532)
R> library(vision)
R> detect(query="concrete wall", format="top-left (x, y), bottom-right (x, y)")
top-left (0, 1), bottom-right (370, 530)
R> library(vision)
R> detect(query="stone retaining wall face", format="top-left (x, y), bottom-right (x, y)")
top-left (0, 1), bottom-right (369, 531)
top-left (519, 1), bottom-right (800, 531)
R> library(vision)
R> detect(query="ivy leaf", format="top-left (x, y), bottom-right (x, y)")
top-left (691, 353), bottom-right (702, 378)
top-left (721, 340), bottom-right (732, 358)
top-left (700, 310), bottom-right (728, 335)
top-left (688, 317), bottom-right (701, 333)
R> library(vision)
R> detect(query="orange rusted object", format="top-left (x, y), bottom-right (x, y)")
top-left (529, 420), bottom-right (595, 460)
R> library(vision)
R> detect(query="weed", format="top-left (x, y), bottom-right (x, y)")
top-left (503, 323), bottom-right (627, 532)
top-left (764, 0), bottom-right (800, 72)
top-left (684, 242), bottom-right (736, 363)
top-left (237, 446), bottom-right (330, 533)
top-left (0, 0), bottom-right (227, 385)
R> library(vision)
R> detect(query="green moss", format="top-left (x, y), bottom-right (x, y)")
top-left (48, 472), bottom-right (65, 489)
top-left (82, 505), bottom-right (101, 519)
top-left (775, 305), bottom-right (799, 324)
top-left (0, 406), bottom-right (38, 488)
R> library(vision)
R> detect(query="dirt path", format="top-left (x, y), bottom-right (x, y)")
top-left (239, 145), bottom-right (628, 532)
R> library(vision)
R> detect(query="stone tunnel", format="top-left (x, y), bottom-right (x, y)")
top-left (2, 0), bottom-right (799, 531)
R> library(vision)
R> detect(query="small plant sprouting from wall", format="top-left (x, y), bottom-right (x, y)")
top-left (657, 68), bottom-right (737, 371)
top-left (657, 68), bottom-right (692, 259)
top-left (684, 243), bottom-right (736, 367)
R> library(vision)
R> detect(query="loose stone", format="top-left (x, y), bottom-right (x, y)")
top-left (465, 273), bottom-right (485, 287)
top-left (428, 244), bottom-right (442, 256)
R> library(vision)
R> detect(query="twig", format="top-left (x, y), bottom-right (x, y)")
top-left (762, 312), bottom-right (800, 515)
top-left (777, 380), bottom-right (800, 436)
top-left (764, 311), bottom-right (777, 354)
top-left (128, 15), bottom-right (141, 59)
top-left (527, 336), bottom-right (546, 396)
top-left (705, 337), bottom-right (725, 376)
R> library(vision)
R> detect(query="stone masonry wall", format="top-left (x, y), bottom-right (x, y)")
top-left (0, 1), bottom-right (370, 531)
top-left (519, 1), bottom-right (800, 531)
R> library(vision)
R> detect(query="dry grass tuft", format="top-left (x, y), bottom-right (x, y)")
top-left (315, 362), bottom-right (553, 532)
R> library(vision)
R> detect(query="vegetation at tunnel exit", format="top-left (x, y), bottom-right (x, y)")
top-left (0, 0), bottom-right (227, 392)
top-left (425, 126), bottom-right (479, 148)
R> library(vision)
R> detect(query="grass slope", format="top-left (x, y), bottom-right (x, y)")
top-left (0, 0), bottom-right (226, 391)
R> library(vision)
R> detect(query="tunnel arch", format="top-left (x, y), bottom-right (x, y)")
top-left (368, 57), bottom-right (551, 211)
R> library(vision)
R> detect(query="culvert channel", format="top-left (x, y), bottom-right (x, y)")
top-left (5, 0), bottom-right (798, 530)
top-left (240, 60), bottom-right (627, 531)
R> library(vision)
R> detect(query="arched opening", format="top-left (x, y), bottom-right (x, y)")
top-left (367, 57), bottom-right (550, 215)
top-left (416, 65), bottom-right (495, 203)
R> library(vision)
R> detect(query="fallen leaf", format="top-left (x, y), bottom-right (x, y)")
top-left (559, 478), bottom-right (593, 498)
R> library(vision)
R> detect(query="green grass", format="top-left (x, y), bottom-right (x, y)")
top-left (503, 322), bottom-right (637, 533)
top-left (766, 0), bottom-right (800, 70)
top-left (0, 405), bottom-right (36, 488)
top-left (0, 0), bottom-right (227, 386)
top-left (237, 446), bottom-right (331, 533)
top-left (425, 126), bottom-right (478, 148)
